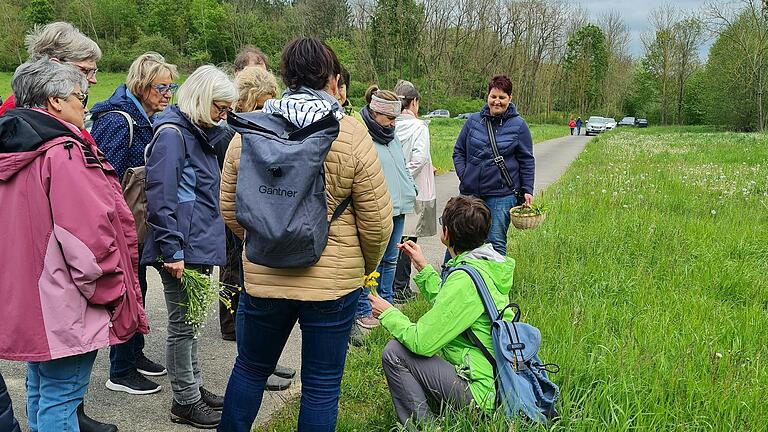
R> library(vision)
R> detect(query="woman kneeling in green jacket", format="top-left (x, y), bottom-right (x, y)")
top-left (368, 195), bottom-right (516, 428)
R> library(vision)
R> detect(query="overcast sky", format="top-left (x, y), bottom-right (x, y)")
top-left (577, 0), bottom-right (715, 59)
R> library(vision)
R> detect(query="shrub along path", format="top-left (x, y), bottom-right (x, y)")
top-left (0, 133), bottom-right (591, 431)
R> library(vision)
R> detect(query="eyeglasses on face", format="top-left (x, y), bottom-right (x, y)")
top-left (154, 83), bottom-right (179, 95)
top-left (74, 64), bottom-right (98, 79)
top-left (213, 102), bottom-right (232, 115)
top-left (71, 91), bottom-right (89, 108)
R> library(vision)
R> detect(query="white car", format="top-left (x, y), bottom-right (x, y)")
top-left (423, 109), bottom-right (450, 119)
top-left (585, 116), bottom-right (607, 136)
top-left (604, 117), bottom-right (617, 129)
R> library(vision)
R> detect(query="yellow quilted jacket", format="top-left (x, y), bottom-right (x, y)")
top-left (220, 115), bottom-right (393, 300)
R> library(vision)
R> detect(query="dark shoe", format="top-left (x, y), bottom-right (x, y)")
top-left (136, 355), bottom-right (167, 376)
top-left (106, 370), bottom-right (162, 395)
top-left (221, 332), bottom-right (236, 341)
top-left (199, 386), bottom-right (223, 411)
top-left (265, 374), bottom-right (292, 391)
top-left (170, 399), bottom-right (221, 429)
top-left (272, 364), bottom-right (296, 379)
top-left (77, 403), bottom-right (118, 432)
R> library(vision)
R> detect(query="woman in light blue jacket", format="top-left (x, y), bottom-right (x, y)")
top-left (357, 85), bottom-right (417, 328)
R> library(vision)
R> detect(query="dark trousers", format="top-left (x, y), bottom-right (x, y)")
top-left (569, 127), bottom-right (574, 135)
top-left (219, 228), bottom-right (243, 338)
top-left (109, 246), bottom-right (149, 379)
top-left (219, 289), bottom-right (360, 432)
top-left (0, 371), bottom-right (21, 432)
top-left (394, 237), bottom-right (417, 297)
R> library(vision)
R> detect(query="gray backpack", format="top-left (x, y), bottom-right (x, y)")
top-left (228, 111), bottom-right (351, 268)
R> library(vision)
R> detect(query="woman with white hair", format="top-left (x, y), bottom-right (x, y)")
top-left (90, 52), bottom-right (179, 397)
top-left (0, 21), bottom-right (101, 115)
top-left (141, 65), bottom-right (238, 429)
top-left (0, 58), bottom-right (147, 431)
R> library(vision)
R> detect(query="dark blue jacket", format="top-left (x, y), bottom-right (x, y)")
top-left (453, 104), bottom-right (535, 198)
top-left (0, 372), bottom-right (21, 432)
top-left (90, 84), bottom-right (155, 180)
top-left (141, 105), bottom-right (227, 266)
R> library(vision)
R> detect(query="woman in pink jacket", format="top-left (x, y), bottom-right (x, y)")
top-left (0, 58), bottom-right (148, 431)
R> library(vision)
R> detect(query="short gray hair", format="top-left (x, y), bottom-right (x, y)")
top-left (13, 58), bottom-right (88, 109)
top-left (126, 52), bottom-right (179, 97)
top-left (177, 65), bottom-right (238, 127)
top-left (25, 22), bottom-right (102, 63)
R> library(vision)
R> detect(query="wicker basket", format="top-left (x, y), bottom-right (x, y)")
top-left (509, 206), bottom-right (546, 230)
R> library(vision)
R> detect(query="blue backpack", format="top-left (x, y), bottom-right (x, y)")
top-left (228, 111), bottom-right (351, 268)
top-left (448, 265), bottom-right (560, 424)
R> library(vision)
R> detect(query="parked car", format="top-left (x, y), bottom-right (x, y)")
top-left (604, 117), bottom-right (617, 129)
top-left (585, 116), bottom-right (608, 136)
top-left (618, 116), bottom-right (636, 127)
top-left (454, 112), bottom-right (473, 119)
top-left (423, 109), bottom-right (450, 119)
top-left (636, 118), bottom-right (648, 128)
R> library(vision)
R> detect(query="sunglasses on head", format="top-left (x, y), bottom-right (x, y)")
top-left (71, 91), bottom-right (88, 108)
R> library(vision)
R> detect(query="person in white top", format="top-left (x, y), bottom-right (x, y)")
top-left (393, 80), bottom-right (437, 302)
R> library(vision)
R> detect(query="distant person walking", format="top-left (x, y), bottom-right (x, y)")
top-left (569, 118), bottom-right (576, 135)
top-left (575, 117), bottom-right (583, 135)
top-left (453, 75), bottom-right (535, 256)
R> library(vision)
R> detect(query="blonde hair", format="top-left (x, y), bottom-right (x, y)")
top-left (235, 66), bottom-right (279, 112)
top-left (177, 65), bottom-right (238, 127)
top-left (126, 52), bottom-right (179, 97)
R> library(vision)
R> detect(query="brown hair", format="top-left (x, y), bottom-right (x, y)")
top-left (441, 196), bottom-right (491, 254)
top-left (234, 45), bottom-right (268, 72)
top-left (488, 75), bottom-right (513, 96)
top-left (364, 85), bottom-right (398, 104)
top-left (235, 66), bottom-right (279, 112)
top-left (394, 80), bottom-right (420, 110)
top-left (280, 38), bottom-right (340, 91)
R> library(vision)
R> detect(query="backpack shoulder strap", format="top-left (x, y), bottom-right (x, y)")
top-left (100, 110), bottom-right (135, 147)
top-left (146, 124), bottom-right (184, 162)
top-left (451, 265), bottom-right (502, 320)
top-left (329, 196), bottom-right (352, 222)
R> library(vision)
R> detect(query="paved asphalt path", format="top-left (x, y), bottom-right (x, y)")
top-left (0, 133), bottom-right (591, 431)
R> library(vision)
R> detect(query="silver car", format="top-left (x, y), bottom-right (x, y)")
top-left (585, 116), bottom-right (607, 136)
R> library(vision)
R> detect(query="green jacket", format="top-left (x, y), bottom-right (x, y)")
top-left (379, 244), bottom-right (515, 412)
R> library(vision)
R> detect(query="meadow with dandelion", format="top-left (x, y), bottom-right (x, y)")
top-left (259, 126), bottom-right (768, 431)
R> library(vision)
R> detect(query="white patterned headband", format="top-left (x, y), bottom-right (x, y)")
top-left (370, 94), bottom-right (402, 117)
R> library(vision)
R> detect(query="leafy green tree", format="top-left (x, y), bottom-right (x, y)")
top-left (368, 0), bottom-right (424, 88)
top-left (563, 24), bottom-right (609, 115)
top-left (25, 0), bottom-right (54, 25)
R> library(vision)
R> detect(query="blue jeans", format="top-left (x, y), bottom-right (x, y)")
top-left (218, 289), bottom-right (360, 432)
top-left (483, 194), bottom-right (519, 256)
top-left (357, 214), bottom-right (405, 317)
top-left (26, 350), bottom-right (97, 432)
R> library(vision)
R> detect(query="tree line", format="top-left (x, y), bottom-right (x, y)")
top-left (0, 0), bottom-right (765, 131)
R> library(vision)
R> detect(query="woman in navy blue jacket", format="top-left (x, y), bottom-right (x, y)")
top-left (452, 75), bottom-right (535, 256)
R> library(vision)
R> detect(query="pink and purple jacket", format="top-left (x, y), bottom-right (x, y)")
top-left (0, 108), bottom-right (148, 362)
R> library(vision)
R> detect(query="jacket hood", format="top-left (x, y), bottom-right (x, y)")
top-left (481, 103), bottom-right (520, 121)
top-left (262, 86), bottom-right (343, 129)
top-left (396, 114), bottom-right (426, 135)
top-left (0, 109), bottom-right (84, 181)
top-left (89, 84), bottom-right (151, 126)
top-left (449, 243), bottom-right (515, 295)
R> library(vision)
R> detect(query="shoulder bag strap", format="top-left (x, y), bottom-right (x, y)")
top-left (146, 124), bottom-right (184, 162)
top-left (484, 118), bottom-right (517, 194)
top-left (105, 110), bottom-right (135, 148)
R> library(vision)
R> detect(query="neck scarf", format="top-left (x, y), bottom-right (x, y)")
top-left (361, 106), bottom-right (395, 144)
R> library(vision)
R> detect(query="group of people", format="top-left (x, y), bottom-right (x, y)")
top-left (0, 20), bottom-right (537, 432)
top-left (568, 117), bottom-right (583, 135)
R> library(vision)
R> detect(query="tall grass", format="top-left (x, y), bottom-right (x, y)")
top-left (260, 127), bottom-right (768, 431)
top-left (429, 118), bottom-right (569, 173)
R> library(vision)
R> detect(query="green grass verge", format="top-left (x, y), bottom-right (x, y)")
top-left (260, 126), bottom-right (768, 431)
top-left (429, 118), bottom-right (569, 173)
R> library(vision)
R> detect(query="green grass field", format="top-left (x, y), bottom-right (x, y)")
top-left (259, 126), bottom-right (768, 431)
top-left (429, 118), bottom-right (568, 173)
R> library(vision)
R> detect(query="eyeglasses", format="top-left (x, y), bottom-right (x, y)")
top-left (71, 91), bottom-right (89, 108)
top-left (213, 102), bottom-right (232, 115)
top-left (74, 64), bottom-right (98, 80)
top-left (154, 83), bottom-right (179, 95)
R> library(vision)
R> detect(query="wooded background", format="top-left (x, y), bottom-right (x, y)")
top-left (0, 0), bottom-right (765, 130)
